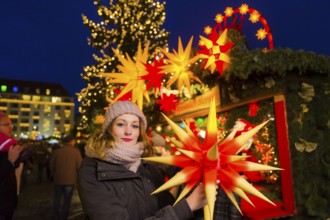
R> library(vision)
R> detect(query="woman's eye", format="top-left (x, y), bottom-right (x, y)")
top-left (132, 125), bottom-right (139, 129)
top-left (116, 123), bottom-right (125, 127)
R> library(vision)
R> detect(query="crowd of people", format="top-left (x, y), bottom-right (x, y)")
top-left (0, 101), bottom-right (242, 220)
top-left (0, 111), bottom-right (83, 220)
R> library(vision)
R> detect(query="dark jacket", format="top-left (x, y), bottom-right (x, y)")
top-left (0, 152), bottom-right (17, 213)
top-left (50, 144), bottom-right (82, 185)
top-left (78, 156), bottom-right (194, 220)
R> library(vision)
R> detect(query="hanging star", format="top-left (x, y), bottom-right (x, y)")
top-left (262, 152), bottom-right (273, 165)
top-left (159, 36), bottom-right (201, 93)
top-left (256, 28), bottom-right (267, 40)
top-left (224, 7), bottom-right (234, 17)
top-left (249, 102), bottom-right (259, 116)
top-left (198, 28), bottom-right (234, 75)
top-left (255, 142), bottom-right (265, 153)
top-left (113, 88), bottom-right (132, 101)
top-left (101, 42), bottom-right (150, 109)
top-left (239, 4), bottom-right (249, 15)
top-left (156, 93), bottom-right (179, 113)
top-left (141, 55), bottom-right (165, 95)
top-left (204, 26), bottom-right (213, 35)
top-left (143, 97), bottom-right (282, 220)
top-left (214, 14), bottom-right (224, 23)
top-left (249, 11), bottom-right (261, 23)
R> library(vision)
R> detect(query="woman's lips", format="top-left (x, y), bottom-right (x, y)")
top-left (122, 138), bottom-right (133, 142)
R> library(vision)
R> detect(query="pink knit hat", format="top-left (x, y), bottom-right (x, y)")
top-left (102, 101), bottom-right (147, 132)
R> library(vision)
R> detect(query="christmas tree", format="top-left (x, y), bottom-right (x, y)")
top-left (77, 0), bottom-right (169, 134)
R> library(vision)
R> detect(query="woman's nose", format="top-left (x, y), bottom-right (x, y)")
top-left (124, 126), bottom-right (131, 135)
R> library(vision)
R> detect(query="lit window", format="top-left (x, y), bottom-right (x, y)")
top-left (46, 89), bottom-right (51, 95)
top-left (32, 96), bottom-right (41, 101)
top-left (13, 86), bottom-right (19, 93)
top-left (36, 88), bottom-right (40, 94)
top-left (52, 97), bottom-right (62, 102)
top-left (22, 95), bottom-right (31, 101)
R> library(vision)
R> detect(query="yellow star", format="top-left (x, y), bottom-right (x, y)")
top-left (224, 7), bottom-right (234, 17)
top-left (214, 14), bottom-right (224, 23)
top-left (159, 37), bottom-right (201, 93)
top-left (102, 42), bottom-right (150, 109)
top-left (204, 26), bottom-right (212, 35)
top-left (256, 28), bottom-right (267, 40)
top-left (249, 11), bottom-right (260, 23)
top-left (198, 29), bottom-right (233, 75)
top-left (239, 4), bottom-right (249, 15)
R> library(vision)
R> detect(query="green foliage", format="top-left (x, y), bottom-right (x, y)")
top-left (227, 48), bottom-right (330, 80)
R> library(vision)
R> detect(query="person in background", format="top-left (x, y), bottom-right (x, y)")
top-left (35, 142), bottom-right (50, 183)
top-left (0, 111), bottom-right (23, 220)
top-left (50, 134), bottom-right (82, 220)
top-left (212, 119), bottom-right (250, 220)
top-left (78, 101), bottom-right (207, 220)
top-left (213, 186), bottom-right (242, 220)
top-left (150, 130), bottom-right (171, 156)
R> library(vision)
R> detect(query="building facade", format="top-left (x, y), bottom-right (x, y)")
top-left (0, 78), bottom-right (75, 139)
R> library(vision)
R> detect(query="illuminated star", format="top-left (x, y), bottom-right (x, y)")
top-left (159, 36), bottom-right (201, 93)
top-left (102, 42), bottom-right (150, 109)
top-left (198, 28), bottom-right (234, 75)
top-left (256, 28), bottom-right (267, 40)
top-left (239, 4), bottom-right (249, 15)
top-left (224, 7), bottom-right (234, 17)
top-left (156, 93), bottom-right (179, 113)
top-left (143, 97), bottom-right (281, 220)
top-left (249, 11), bottom-right (260, 23)
top-left (142, 55), bottom-right (165, 95)
top-left (204, 26), bottom-right (212, 35)
top-left (214, 14), bottom-right (224, 23)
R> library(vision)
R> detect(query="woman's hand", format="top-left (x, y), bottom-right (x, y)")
top-left (186, 183), bottom-right (207, 211)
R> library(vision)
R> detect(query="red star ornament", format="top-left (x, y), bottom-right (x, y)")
top-left (142, 56), bottom-right (165, 94)
top-left (249, 103), bottom-right (259, 116)
top-left (198, 28), bottom-right (234, 76)
top-left (156, 94), bottom-right (179, 113)
top-left (143, 97), bottom-right (282, 219)
top-left (113, 88), bottom-right (132, 101)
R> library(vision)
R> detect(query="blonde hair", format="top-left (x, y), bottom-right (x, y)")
top-left (85, 119), bottom-right (154, 159)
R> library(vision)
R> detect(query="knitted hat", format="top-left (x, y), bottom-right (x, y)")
top-left (102, 101), bottom-right (147, 132)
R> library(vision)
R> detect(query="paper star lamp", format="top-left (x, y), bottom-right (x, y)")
top-left (143, 97), bottom-right (282, 220)
top-left (256, 28), bottom-right (267, 40)
top-left (198, 28), bottom-right (234, 75)
top-left (102, 42), bottom-right (151, 109)
top-left (159, 37), bottom-right (201, 93)
top-left (142, 55), bottom-right (165, 95)
top-left (239, 4), bottom-right (249, 15)
top-left (113, 88), bottom-right (132, 101)
top-left (156, 93), bottom-right (179, 113)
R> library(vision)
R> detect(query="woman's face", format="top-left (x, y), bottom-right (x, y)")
top-left (0, 116), bottom-right (13, 136)
top-left (111, 114), bottom-right (140, 147)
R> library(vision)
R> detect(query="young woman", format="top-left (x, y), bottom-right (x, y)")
top-left (78, 101), bottom-right (206, 220)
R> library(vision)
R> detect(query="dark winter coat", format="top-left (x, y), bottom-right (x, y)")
top-left (78, 156), bottom-right (194, 220)
top-left (0, 152), bottom-right (17, 214)
top-left (50, 144), bottom-right (82, 185)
